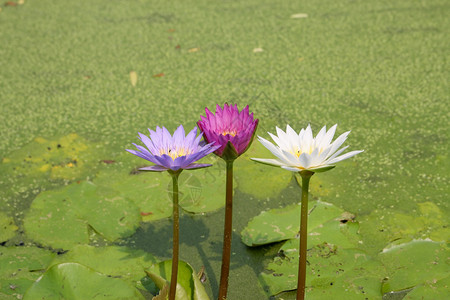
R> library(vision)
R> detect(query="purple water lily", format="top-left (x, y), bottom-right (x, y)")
top-left (197, 104), bottom-right (258, 160)
top-left (127, 125), bottom-right (219, 172)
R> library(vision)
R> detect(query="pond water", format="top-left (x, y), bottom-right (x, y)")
top-left (0, 0), bottom-right (448, 299)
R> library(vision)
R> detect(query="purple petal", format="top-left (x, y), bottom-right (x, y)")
top-left (139, 165), bottom-right (169, 172)
top-left (183, 163), bottom-right (213, 170)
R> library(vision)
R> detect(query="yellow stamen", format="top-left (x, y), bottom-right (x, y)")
top-left (160, 147), bottom-right (192, 160)
top-left (222, 130), bottom-right (237, 137)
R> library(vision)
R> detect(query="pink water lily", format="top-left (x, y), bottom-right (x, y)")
top-left (197, 104), bottom-right (258, 161)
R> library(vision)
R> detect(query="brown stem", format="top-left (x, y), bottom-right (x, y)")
top-left (169, 171), bottom-right (181, 300)
top-left (218, 160), bottom-right (234, 300)
top-left (297, 171), bottom-right (313, 300)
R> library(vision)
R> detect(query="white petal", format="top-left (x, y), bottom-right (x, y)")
top-left (258, 137), bottom-right (292, 165)
top-left (325, 146), bottom-right (349, 163)
top-left (281, 149), bottom-right (301, 165)
top-left (298, 152), bottom-right (312, 168)
top-left (304, 124), bottom-right (313, 143)
top-left (251, 158), bottom-right (285, 167)
top-left (281, 166), bottom-right (302, 172)
top-left (269, 132), bottom-right (289, 151)
top-left (314, 125), bottom-right (327, 147)
top-left (327, 131), bottom-right (350, 157)
top-left (327, 150), bottom-right (364, 164)
top-left (318, 124), bottom-right (337, 149)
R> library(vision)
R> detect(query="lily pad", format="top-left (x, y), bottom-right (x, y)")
top-left (145, 260), bottom-right (209, 300)
top-left (0, 246), bottom-right (56, 298)
top-left (23, 262), bottom-right (144, 299)
top-left (241, 200), bottom-right (344, 246)
top-left (379, 240), bottom-right (449, 292)
top-left (260, 239), bottom-right (384, 298)
top-left (403, 275), bottom-right (450, 299)
top-left (23, 181), bottom-right (140, 249)
top-left (50, 245), bottom-right (157, 287)
top-left (176, 162), bottom-right (226, 214)
top-left (358, 201), bottom-right (450, 255)
top-left (234, 142), bottom-right (292, 199)
top-left (0, 212), bottom-right (18, 242)
top-left (0, 134), bottom-right (106, 182)
top-left (94, 154), bottom-right (227, 221)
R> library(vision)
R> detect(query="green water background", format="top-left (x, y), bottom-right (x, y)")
top-left (0, 0), bottom-right (448, 299)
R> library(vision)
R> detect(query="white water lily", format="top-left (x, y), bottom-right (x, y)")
top-left (252, 124), bottom-right (363, 173)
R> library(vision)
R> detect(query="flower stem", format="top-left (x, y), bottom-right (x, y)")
top-left (218, 160), bottom-right (234, 300)
top-left (169, 171), bottom-right (181, 300)
top-left (297, 170), bottom-right (313, 300)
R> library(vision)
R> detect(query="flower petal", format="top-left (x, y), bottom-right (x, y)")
top-left (327, 150), bottom-right (364, 165)
top-left (139, 165), bottom-right (168, 172)
top-left (250, 158), bottom-right (285, 167)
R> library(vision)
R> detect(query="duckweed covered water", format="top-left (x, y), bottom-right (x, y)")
top-left (0, 0), bottom-right (448, 299)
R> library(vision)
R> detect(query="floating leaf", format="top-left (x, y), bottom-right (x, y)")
top-left (234, 142), bottom-right (291, 199)
top-left (145, 260), bottom-right (209, 300)
top-left (403, 276), bottom-right (450, 299)
top-left (176, 162), bottom-right (226, 214)
top-left (23, 262), bottom-right (144, 299)
top-left (23, 181), bottom-right (141, 249)
top-left (380, 240), bottom-right (449, 292)
top-left (94, 168), bottom-right (172, 222)
top-left (260, 239), bottom-right (384, 297)
top-left (0, 134), bottom-right (106, 183)
top-left (358, 202), bottom-right (450, 255)
top-left (130, 71), bottom-right (138, 86)
top-left (0, 212), bottom-right (18, 242)
top-left (94, 154), bottom-right (226, 220)
top-left (50, 245), bottom-right (157, 287)
top-left (241, 200), bottom-right (344, 246)
top-left (0, 246), bottom-right (55, 298)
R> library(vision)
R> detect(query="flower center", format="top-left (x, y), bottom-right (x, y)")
top-left (294, 147), bottom-right (314, 158)
top-left (221, 130), bottom-right (237, 137)
top-left (160, 147), bottom-right (192, 160)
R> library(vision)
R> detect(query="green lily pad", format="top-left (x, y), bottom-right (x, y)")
top-left (94, 154), bottom-right (226, 221)
top-left (176, 162), bottom-right (226, 214)
top-left (0, 134), bottom-right (106, 182)
top-left (0, 246), bottom-right (56, 298)
top-left (403, 275), bottom-right (450, 299)
top-left (234, 141), bottom-right (292, 199)
top-left (23, 262), bottom-right (144, 299)
top-left (379, 240), bottom-right (449, 292)
top-left (358, 201), bottom-right (450, 255)
top-left (260, 239), bottom-right (384, 298)
top-left (241, 200), bottom-right (345, 246)
top-left (94, 167), bottom-right (172, 222)
top-left (50, 245), bottom-right (157, 287)
top-left (23, 181), bottom-right (140, 249)
top-left (145, 260), bottom-right (210, 300)
top-left (0, 212), bottom-right (18, 243)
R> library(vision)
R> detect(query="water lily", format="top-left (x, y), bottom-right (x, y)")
top-left (197, 104), bottom-right (258, 300)
top-left (127, 125), bottom-right (218, 300)
top-left (197, 103), bottom-right (258, 161)
top-left (126, 125), bottom-right (219, 172)
top-left (252, 124), bottom-right (363, 173)
top-left (252, 124), bottom-right (363, 300)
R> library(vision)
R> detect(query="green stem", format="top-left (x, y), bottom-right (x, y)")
top-left (218, 160), bottom-right (234, 300)
top-left (169, 171), bottom-right (181, 300)
top-left (297, 170), bottom-right (313, 300)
